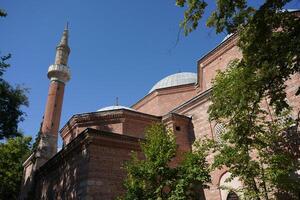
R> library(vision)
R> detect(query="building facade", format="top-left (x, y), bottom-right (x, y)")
top-left (20, 20), bottom-right (300, 200)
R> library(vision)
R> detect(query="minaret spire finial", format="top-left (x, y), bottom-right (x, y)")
top-left (65, 22), bottom-right (69, 31)
top-left (59, 24), bottom-right (69, 47)
top-left (54, 24), bottom-right (70, 66)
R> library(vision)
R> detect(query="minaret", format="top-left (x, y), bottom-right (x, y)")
top-left (36, 25), bottom-right (71, 167)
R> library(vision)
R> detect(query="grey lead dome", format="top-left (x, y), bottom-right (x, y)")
top-left (149, 72), bottom-right (197, 93)
top-left (97, 105), bottom-right (135, 112)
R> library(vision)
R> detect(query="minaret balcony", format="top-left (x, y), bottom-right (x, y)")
top-left (47, 64), bottom-right (71, 83)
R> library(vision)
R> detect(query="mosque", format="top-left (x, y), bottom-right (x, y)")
top-left (20, 14), bottom-right (300, 200)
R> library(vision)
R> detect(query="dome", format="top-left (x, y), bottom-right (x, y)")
top-left (149, 72), bottom-right (197, 93)
top-left (97, 105), bottom-right (135, 112)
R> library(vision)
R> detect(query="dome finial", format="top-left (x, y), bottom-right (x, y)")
top-left (115, 97), bottom-right (119, 106)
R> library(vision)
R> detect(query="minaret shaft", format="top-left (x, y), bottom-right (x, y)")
top-left (37, 26), bottom-right (71, 166)
top-left (19, 25), bottom-right (71, 200)
top-left (40, 81), bottom-right (65, 156)
top-left (42, 82), bottom-right (65, 136)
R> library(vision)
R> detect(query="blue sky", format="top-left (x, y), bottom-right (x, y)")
top-left (1, 1), bottom-right (299, 145)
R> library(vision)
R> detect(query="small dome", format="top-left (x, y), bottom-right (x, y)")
top-left (149, 72), bottom-right (197, 93)
top-left (97, 105), bottom-right (135, 112)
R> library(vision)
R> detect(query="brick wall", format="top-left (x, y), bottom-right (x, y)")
top-left (33, 129), bottom-right (142, 200)
top-left (34, 133), bottom-right (90, 199)
top-left (60, 110), bottom-right (161, 145)
top-left (174, 34), bottom-right (300, 199)
top-left (133, 84), bottom-right (196, 116)
top-left (197, 35), bottom-right (242, 93)
top-left (86, 138), bottom-right (140, 199)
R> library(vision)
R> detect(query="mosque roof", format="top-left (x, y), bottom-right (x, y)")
top-left (221, 33), bottom-right (234, 43)
top-left (97, 105), bottom-right (135, 112)
top-left (148, 72), bottom-right (197, 93)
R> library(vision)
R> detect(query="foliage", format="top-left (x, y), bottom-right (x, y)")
top-left (176, 0), bottom-right (300, 110)
top-left (120, 123), bottom-right (212, 200)
top-left (0, 136), bottom-right (32, 199)
top-left (209, 61), bottom-right (300, 199)
top-left (0, 11), bottom-right (29, 140)
top-left (0, 9), bottom-right (6, 17)
top-left (31, 131), bottom-right (41, 153)
top-left (0, 70), bottom-right (29, 139)
top-left (176, 0), bottom-right (300, 199)
top-left (0, 8), bottom-right (32, 200)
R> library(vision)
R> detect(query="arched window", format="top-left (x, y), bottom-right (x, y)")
top-left (226, 191), bottom-right (239, 200)
top-left (214, 123), bottom-right (225, 143)
top-left (219, 172), bottom-right (243, 200)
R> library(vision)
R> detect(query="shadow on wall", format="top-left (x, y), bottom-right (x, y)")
top-left (188, 122), bottom-right (196, 146)
top-left (274, 124), bottom-right (300, 199)
top-left (34, 143), bottom-right (89, 199)
top-left (188, 123), bottom-right (207, 200)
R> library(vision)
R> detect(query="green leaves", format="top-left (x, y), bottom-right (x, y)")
top-left (0, 9), bottom-right (29, 140)
top-left (176, 0), bottom-right (300, 198)
top-left (121, 123), bottom-right (212, 199)
top-left (0, 136), bottom-right (32, 199)
top-left (209, 59), bottom-right (300, 198)
top-left (0, 53), bottom-right (11, 77)
top-left (176, 0), bottom-right (208, 36)
top-left (176, 0), bottom-right (255, 35)
top-left (142, 124), bottom-right (177, 166)
top-left (0, 9), bottom-right (7, 17)
top-left (0, 8), bottom-right (31, 199)
top-left (207, 0), bottom-right (255, 33)
top-left (0, 53), bottom-right (29, 140)
top-left (0, 77), bottom-right (29, 140)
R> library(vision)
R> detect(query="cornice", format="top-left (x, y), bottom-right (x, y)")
top-left (37, 128), bottom-right (142, 176)
top-left (37, 129), bottom-right (91, 175)
top-left (162, 113), bottom-right (191, 124)
top-left (171, 88), bottom-right (212, 115)
top-left (60, 109), bottom-right (161, 138)
top-left (197, 33), bottom-right (238, 66)
top-left (196, 34), bottom-right (239, 91)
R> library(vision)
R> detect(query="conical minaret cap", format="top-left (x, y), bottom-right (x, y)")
top-left (59, 23), bottom-right (69, 47)
top-left (48, 24), bottom-right (71, 83)
top-left (57, 23), bottom-right (70, 53)
top-left (54, 23), bottom-right (70, 65)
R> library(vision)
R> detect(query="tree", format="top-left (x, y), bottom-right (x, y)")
top-left (0, 10), bottom-right (28, 140)
top-left (0, 136), bottom-right (32, 199)
top-left (0, 9), bottom-right (7, 17)
top-left (176, 0), bottom-right (300, 199)
top-left (0, 8), bottom-right (32, 200)
top-left (209, 61), bottom-right (300, 199)
top-left (120, 123), bottom-right (212, 200)
top-left (176, 1), bottom-right (299, 111)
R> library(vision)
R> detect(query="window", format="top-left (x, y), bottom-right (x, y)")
top-left (175, 126), bottom-right (181, 131)
top-left (226, 191), bottom-right (239, 200)
top-left (214, 123), bottom-right (225, 143)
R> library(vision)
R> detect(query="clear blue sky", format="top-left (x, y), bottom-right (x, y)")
top-left (1, 1), bottom-right (299, 146)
